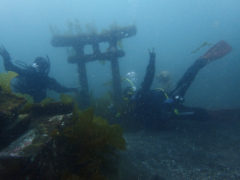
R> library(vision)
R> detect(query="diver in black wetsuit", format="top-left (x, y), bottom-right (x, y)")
top-left (0, 47), bottom-right (77, 102)
top-left (130, 41), bottom-right (232, 129)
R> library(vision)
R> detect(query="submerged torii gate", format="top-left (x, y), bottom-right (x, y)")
top-left (51, 25), bottom-right (137, 107)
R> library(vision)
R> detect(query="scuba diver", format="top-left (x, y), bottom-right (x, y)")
top-left (156, 70), bottom-right (173, 93)
top-left (0, 47), bottom-right (77, 102)
top-left (128, 40), bottom-right (232, 129)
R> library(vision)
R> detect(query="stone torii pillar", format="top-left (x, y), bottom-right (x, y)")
top-left (51, 25), bottom-right (137, 107)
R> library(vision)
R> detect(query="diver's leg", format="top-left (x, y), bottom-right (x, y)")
top-left (171, 40), bottom-right (232, 98)
top-left (171, 58), bottom-right (206, 97)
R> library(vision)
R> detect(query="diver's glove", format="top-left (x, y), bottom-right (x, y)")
top-left (148, 48), bottom-right (156, 59)
top-left (0, 46), bottom-right (10, 60)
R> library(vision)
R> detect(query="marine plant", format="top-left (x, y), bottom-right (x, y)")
top-left (91, 92), bottom-right (114, 118)
top-left (0, 71), bottom-right (34, 104)
top-left (0, 71), bottom-right (18, 93)
top-left (19, 94), bottom-right (74, 116)
top-left (51, 107), bottom-right (126, 179)
top-left (60, 94), bottom-right (74, 105)
top-left (90, 92), bottom-right (135, 128)
top-left (22, 106), bottom-right (125, 179)
top-left (15, 93), bottom-right (34, 104)
top-left (14, 104), bottom-right (125, 179)
top-left (40, 97), bottom-right (56, 106)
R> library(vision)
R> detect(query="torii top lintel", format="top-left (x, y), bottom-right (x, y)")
top-left (51, 25), bottom-right (137, 47)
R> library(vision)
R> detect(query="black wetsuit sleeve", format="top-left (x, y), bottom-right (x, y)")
top-left (0, 48), bottom-right (26, 75)
top-left (170, 58), bottom-right (207, 97)
top-left (47, 77), bottom-right (76, 93)
top-left (141, 51), bottom-right (156, 93)
top-left (134, 51), bottom-right (156, 102)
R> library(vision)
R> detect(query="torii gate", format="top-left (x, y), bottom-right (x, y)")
top-left (51, 25), bottom-right (137, 107)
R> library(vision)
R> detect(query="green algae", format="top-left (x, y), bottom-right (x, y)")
top-left (0, 71), bottom-right (18, 93)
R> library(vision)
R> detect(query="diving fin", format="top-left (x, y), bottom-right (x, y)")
top-left (201, 40), bottom-right (232, 62)
top-left (171, 40), bottom-right (232, 98)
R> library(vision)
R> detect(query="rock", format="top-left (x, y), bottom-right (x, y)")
top-left (0, 90), bottom-right (26, 133)
top-left (0, 113), bottom-right (72, 179)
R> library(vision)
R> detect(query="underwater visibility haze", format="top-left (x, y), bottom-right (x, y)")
top-left (0, 0), bottom-right (240, 179)
top-left (0, 0), bottom-right (240, 108)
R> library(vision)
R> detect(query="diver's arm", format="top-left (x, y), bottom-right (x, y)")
top-left (141, 50), bottom-right (156, 93)
top-left (0, 47), bottom-right (25, 75)
top-left (47, 77), bottom-right (78, 93)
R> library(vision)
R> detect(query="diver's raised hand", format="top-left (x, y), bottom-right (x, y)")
top-left (0, 46), bottom-right (10, 60)
top-left (148, 48), bottom-right (156, 60)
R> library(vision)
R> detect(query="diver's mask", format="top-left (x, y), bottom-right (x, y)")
top-left (31, 56), bottom-right (50, 75)
top-left (32, 62), bottom-right (39, 70)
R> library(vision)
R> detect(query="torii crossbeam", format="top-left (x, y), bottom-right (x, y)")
top-left (51, 25), bottom-right (137, 107)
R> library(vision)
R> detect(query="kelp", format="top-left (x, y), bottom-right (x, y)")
top-left (11, 106), bottom-right (125, 180)
top-left (20, 107), bottom-right (126, 179)
top-left (90, 92), bottom-right (134, 128)
top-left (0, 71), bottom-right (18, 93)
top-left (60, 94), bottom-right (74, 105)
top-left (40, 97), bottom-right (56, 106)
top-left (0, 71), bottom-right (27, 124)
top-left (0, 71), bottom-right (36, 104)
top-left (15, 93), bottom-right (34, 104)
top-left (51, 107), bottom-right (126, 179)
top-left (19, 94), bottom-right (76, 117)
top-left (91, 92), bottom-right (113, 117)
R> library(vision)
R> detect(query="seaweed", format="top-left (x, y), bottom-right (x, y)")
top-left (18, 106), bottom-right (125, 179)
top-left (91, 92), bottom-right (113, 117)
top-left (15, 93), bottom-right (34, 104)
top-left (60, 94), bottom-right (74, 105)
top-left (51, 107), bottom-right (126, 179)
top-left (19, 94), bottom-right (75, 117)
top-left (0, 71), bottom-right (18, 93)
top-left (0, 71), bottom-right (35, 104)
top-left (40, 97), bottom-right (56, 106)
top-left (0, 71), bottom-right (27, 125)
